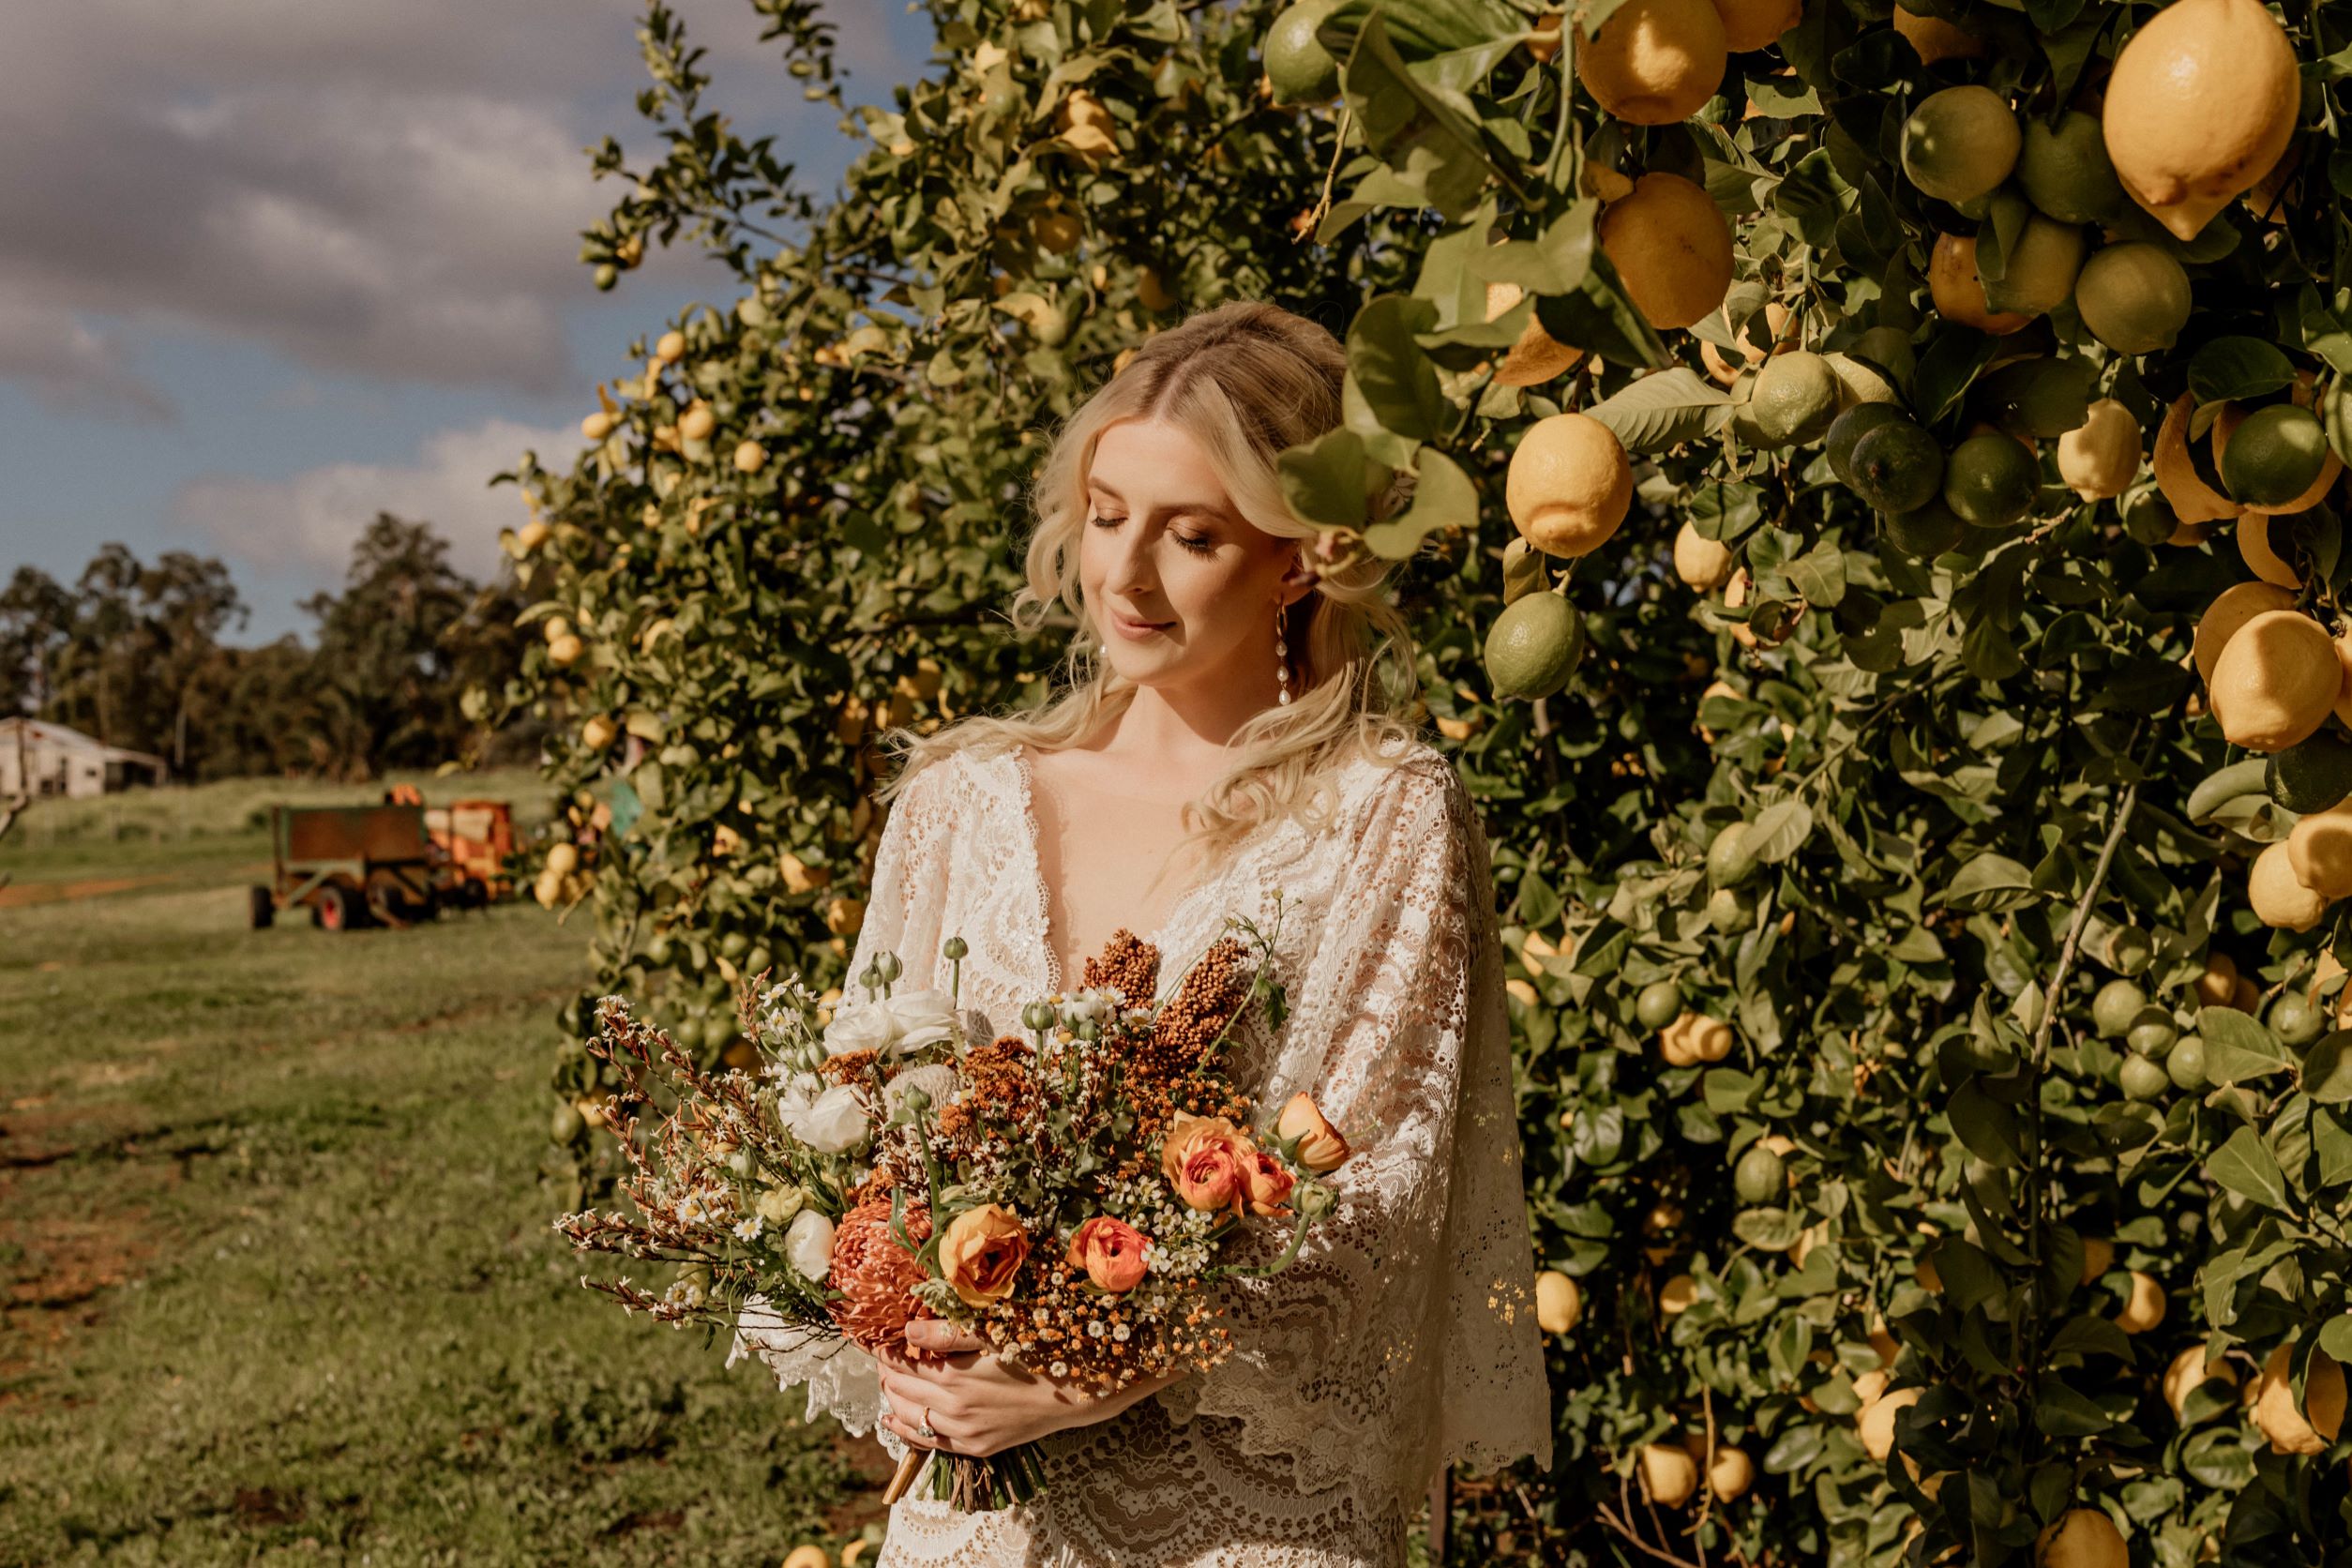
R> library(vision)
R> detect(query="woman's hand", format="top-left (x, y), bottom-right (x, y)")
top-left (875, 1318), bottom-right (1186, 1458)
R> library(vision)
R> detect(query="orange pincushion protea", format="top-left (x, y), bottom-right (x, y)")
top-left (825, 1196), bottom-right (936, 1351)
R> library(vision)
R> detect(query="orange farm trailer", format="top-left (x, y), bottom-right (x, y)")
top-left (251, 804), bottom-right (439, 931)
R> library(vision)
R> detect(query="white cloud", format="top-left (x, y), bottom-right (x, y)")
top-left (0, 294), bottom-right (172, 420)
top-left (0, 0), bottom-right (912, 410)
top-left (174, 417), bottom-right (576, 582)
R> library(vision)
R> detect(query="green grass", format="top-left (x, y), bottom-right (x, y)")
top-left (0, 777), bottom-right (882, 1566)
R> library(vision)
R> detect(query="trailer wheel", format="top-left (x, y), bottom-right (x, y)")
top-left (249, 886), bottom-right (276, 929)
top-left (316, 882), bottom-right (358, 932)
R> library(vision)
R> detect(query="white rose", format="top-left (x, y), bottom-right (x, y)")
top-left (883, 1063), bottom-right (962, 1120)
top-left (822, 1003), bottom-right (898, 1058)
top-left (784, 1209), bottom-right (837, 1283)
top-left (780, 1082), bottom-right (869, 1153)
top-left (886, 988), bottom-right (960, 1053)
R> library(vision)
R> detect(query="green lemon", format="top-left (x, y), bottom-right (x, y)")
top-left (1484, 592), bottom-right (1586, 700)
top-left (2166, 1035), bottom-right (2209, 1092)
top-left (1847, 325), bottom-right (1918, 393)
top-left (1707, 885), bottom-right (1758, 933)
top-left (1979, 355), bottom-right (2097, 440)
top-left (2119, 1052), bottom-right (2173, 1102)
top-left (2268, 989), bottom-right (2325, 1047)
top-left (1901, 85), bottom-right (2022, 207)
top-left (2017, 110), bottom-right (2126, 224)
top-left (1886, 497), bottom-right (1968, 558)
top-left (2120, 485), bottom-right (2179, 546)
top-left (2221, 404), bottom-right (2330, 507)
top-left (1981, 214), bottom-right (2087, 319)
top-left (1752, 351), bottom-right (1843, 445)
top-left (2091, 977), bottom-right (2148, 1038)
top-left (1708, 822), bottom-right (1760, 888)
top-left (1827, 402), bottom-right (1906, 489)
top-left (1264, 1), bottom-right (1341, 105)
top-left (1733, 1144), bottom-right (1787, 1205)
top-left (550, 1101), bottom-right (587, 1144)
top-left (1636, 979), bottom-right (1685, 1030)
top-left (2074, 244), bottom-right (2193, 355)
top-left (2124, 1006), bottom-right (2177, 1061)
top-left (1847, 416), bottom-right (1947, 513)
top-left (1942, 432), bottom-right (2041, 529)
top-left (2268, 731), bottom-right (2352, 813)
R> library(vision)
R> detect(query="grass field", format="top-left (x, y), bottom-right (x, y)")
top-left (0, 777), bottom-right (884, 1567)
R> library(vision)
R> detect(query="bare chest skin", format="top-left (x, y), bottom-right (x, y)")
top-left (1022, 746), bottom-right (1222, 986)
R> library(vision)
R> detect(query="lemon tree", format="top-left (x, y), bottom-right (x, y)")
top-left (499, 0), bottom-right (2352, 1561)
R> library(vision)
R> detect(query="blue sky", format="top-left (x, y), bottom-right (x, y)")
top-left (1, 0), bottom-right (938, 642)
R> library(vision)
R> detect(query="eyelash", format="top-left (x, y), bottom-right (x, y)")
top-left (1088, 514), bottom-right (1215, 556)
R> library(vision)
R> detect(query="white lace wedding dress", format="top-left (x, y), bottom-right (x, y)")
top-left (730, 736), bottom-right (1553, 1566)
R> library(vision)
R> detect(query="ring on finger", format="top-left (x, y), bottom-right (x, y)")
top-left (915, 1403), bottom-right (937, 1441)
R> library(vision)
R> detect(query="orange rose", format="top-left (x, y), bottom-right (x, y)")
top-left (938, 1202), bottom-right (1030, 1308)
top-left (1275, 1092), bottom-right (1350, 1172)
top-left (1239, 1146), bottom-right (1296, 1218)
top-left (1064, 1215), bottom-right (1151, 1293)
top-left (1161, 1111), bottom-right (1250, 1216)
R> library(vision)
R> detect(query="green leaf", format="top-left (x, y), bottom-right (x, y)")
top-left (1732, 1206), bottom-right (1804, 1250)
top-left (2300, 1031), bottom-right (2352, 1104)
top-left (1362, 447), bottom-right (1475, 558)
top-left (1949, 1077), bottom-right (2025, 1168)
top-left (2208, 1125), bottom-right (2292, 1213)
top-left (1345, 294), bottom-right (1446, 457)
top-left (1340, 14), bottom-right (1500, 223)
top-left (2033, 1371), bottom-right (2114, 1436)
top-left (1939, 852), bottom-right (2038, 913)
top-left (1747, 799), bottom-right (1814, 864)
top-left (1912, 327), bottom-right (2000, 428)
top-left (2198, 1006), bottom-right (2292, 1085)
top-left (1276, 426), bottom-right (1379, 528)
top-left (2188, 337), bottom-right (2297, 403)
top-left (1581, 368), bottom-right (1729, 454)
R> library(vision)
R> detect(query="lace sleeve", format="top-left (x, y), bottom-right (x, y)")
top-left (1156, 759), bottom-right (1554, 1505)
top-left (724, 754), bottom-right (958, 1439)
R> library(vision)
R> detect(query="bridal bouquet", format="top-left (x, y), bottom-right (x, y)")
top-left (551, 904), bottom-right (1353, 1512)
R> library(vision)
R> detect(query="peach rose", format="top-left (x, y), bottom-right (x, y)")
top-left (1064, 1215), bottom-right (1151, 1293)
top-left (1275, 1092), bottom-right (1350, 1172)
top-left (1238, 1146), bottom-right (1296, 1218)
top-left (1161, 1111), bottom-right (1251, 1216)
top-left (938, 1202), bottom-right (1030, 1308)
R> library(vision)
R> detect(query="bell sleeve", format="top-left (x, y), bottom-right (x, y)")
top-left (1155, 758), bottom-right (1555, 1505)
top-left (725, 754), bottom-right (957, 1438)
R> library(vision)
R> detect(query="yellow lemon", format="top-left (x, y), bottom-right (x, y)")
top-left (2035, 1508), bottom-right (2127, 1568)
top-left (1535, 1269), bottom-right (1583, 1334)
top-left (1981, 215), bottom-right (2086, 321)
top-left (2152, 392), bottom-right (2241, 524)
top-left (2209, 609), bottom-right (2341, 752)
top-left (1484, 280), bottom-right (1584, 387)
top-left (582, 411), bottom-right (616, 442)
top-left (733, 440), bottom-right (768, 474)
top-left (654, 329), bottom-right (686, 364)
top-left (1928, 234), bottom-right (2029, 335)
top-left (2251, 840), bottom-right (2330, 932)
top-left (2190, 580), bottom-right (2294, 686)
top-left (2253, 1342), bottom-right (2345, 1455)
top-left (1506, 413), bottom-right (1633, 557)
top-left (2163, 1344), bottom-right (2239, 1423)
top-left (1578, 0), bottom-right (1727, 127)
top-left (1674, 520), bottom-right (1735, 590)
top-left (2113, 1270), bottom-right (2165, 1334)
top-left (1705, 1443), bottom-right (1754, 1501)
top-left (1892, 5), bottom-right (1984, 65)
top-left (2079, 1236), bottom-right (2115, 1286)
top-left (2103, 0), bottom-right (2299, 241)
top-left (1598, 173), bottom-right (1735, 329)
top-left (1709, 0), bottom-right (1801, 52)
top-left (1858, 1386), bottom-right (1920, 1462)
top-left (581, 714), bottom-right (618, 751)
top-left (782, 1547), bottom-right (831, 1568)
top-left (1659, 1274), bottom-right (1700, 1315)
top-left (1638, 1440), bottom-right (1699, 1506)
top-left (2292, 800), bottom-right (2352, 899)
top-left (2057, 399), bottom-right (2140, 501)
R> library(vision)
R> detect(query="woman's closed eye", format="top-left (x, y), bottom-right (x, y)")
top-left (1089, 514), bottom-right (1217, 556)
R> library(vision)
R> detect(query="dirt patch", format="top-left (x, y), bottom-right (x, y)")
top-left (0, 873), bottom-right (180, 908)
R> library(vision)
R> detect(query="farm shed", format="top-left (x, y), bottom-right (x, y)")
top-left (0, 718), bottom-right (169, 799)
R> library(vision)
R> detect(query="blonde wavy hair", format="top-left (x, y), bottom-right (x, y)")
top-left (873, 298), bottom-right (1431, 872)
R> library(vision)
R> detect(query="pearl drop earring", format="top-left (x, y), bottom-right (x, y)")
top-left (1274, 600), bottom-right (1291, 706)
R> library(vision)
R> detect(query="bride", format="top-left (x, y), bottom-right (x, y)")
top-left (732, 299), bottom-right (1552, 1565)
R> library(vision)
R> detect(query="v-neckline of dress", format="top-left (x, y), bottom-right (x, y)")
top-left (1007, 741), bottom-right (1222, 1000)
